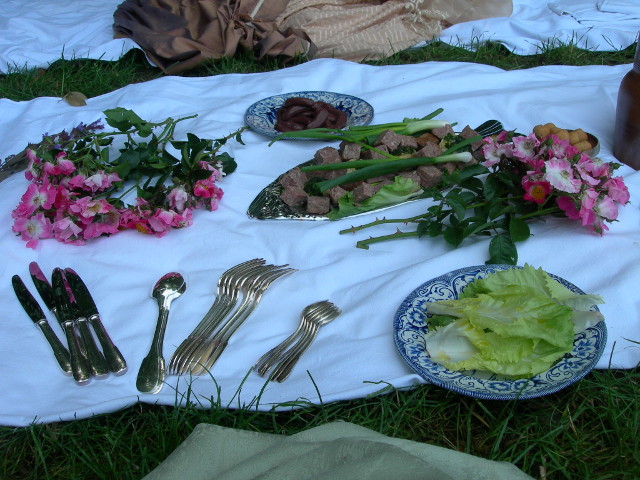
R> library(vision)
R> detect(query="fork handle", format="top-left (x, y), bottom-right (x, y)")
top-left (271, 326), bottom-right (319, 382)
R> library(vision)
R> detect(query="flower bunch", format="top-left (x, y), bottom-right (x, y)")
top-left (9, 108), bottom-right (244, 248)
top-left (341, 129), bottom-right (630, 265)
top-left (482, 131), bottom-right (629, 235)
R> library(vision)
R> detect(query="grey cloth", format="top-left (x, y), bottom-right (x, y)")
top-left (143, 421), bottom-right (534, 480)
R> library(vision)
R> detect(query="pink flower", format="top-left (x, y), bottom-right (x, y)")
top-left (12, 213), bottom-right (53, 249)
top-left (544, 158), bottom-right (582, 193)
top-left (522, 179), bottom-right (552, 205)
top-left (68, 197), bottom-right (113, 221)
top-left (481, 137), bottom-right (513, 167)
top-left (512, 134), bottom-right (540, 164)
top-left (52, 217), bottom-right (84, 243)
top-left (547, 135), bottom-right (579, 159)
top-left (556, 196), bottom-right (580, 220)
top-left (14, 183), bottom-right (56, 216)
top-left (167, 186), bottom-right (190, 213)
top-left (595, 195), bottom-right (618, 221)
top-left (578, 189), bottom-right (598, 226)
top-left (603, 177), bottom-right (630, 205)
top-left (82, 210), bottom-right (121, 239)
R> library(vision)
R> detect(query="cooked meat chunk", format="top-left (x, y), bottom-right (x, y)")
top-left (414, 142), bottom-right (443, 158)
top-left (416, 165), bottom-right (442, 188)
top-left (397, 170), bottom-right (421, 186)
top-left (339, 141), bottom-right (361, 160)
top-left (280, 186), bottom-right (308, 208)
top-left (374, 130), bottom-right (403, 151)
top-left (459, 125), bottom-right (484, 151)
top-left (431, 124), bottom-right (455, 140)
top-left (352, 182), bottom-right (381, 203)
top-left (307, 196), bottom-right (331, 214)
top-left (279, 167), bottom-right (308, 189)
top-left (416, 132), bottom-right (440, 148)
top-left (361, 144), bottom-right (389, 159)
top-left (314, 146), bottom-right (341, 165)
top-left (325, 186), bottom-right (348, 206)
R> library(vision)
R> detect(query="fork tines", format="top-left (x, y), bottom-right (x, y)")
top-left (168, 259), bottom-right (295, 375)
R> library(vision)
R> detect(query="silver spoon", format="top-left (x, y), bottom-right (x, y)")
top-left (136, 272), bottom-right (186, 394)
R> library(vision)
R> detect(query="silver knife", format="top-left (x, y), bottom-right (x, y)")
top-left (64, 268), bottom-right (127, 375)
top-left (30, 262), bottom-right (88, 361)
top-left (11, 275), bottom-right (72, 375)
top-left (61, 270), bottom-right (110, 377)
top-left (50, 268), bottom-right (92, 383)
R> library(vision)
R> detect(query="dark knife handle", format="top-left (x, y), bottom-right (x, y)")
top-left (36, 320), bottom-right (72, 375)
top-left (77, 319), bottom-right (109, 376)
top-left (61, 322), bottom-right (91, 383)
top-left (90, 315), bottom-right (127, 374)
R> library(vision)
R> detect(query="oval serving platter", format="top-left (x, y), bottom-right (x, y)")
top-left (246, 119), bottom-right (504, 220)
top-left (393, 264), bottom-right (606, 400)
top-left (244, 91), bottom-right (374, 139)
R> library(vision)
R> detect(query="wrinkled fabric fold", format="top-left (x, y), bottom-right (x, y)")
top-left (113, 0), bottom-right (513, 70)
top-left (113, 0), bottom-right (314, 73)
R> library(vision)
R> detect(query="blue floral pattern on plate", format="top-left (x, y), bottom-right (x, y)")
top-left (244, 91), bottom-right (374, 139)
top-left (393, 265), bottom-right (606, 400)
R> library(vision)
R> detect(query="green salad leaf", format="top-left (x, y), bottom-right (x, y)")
top-left (423, 264), bottom-right (604, 378)
top-left (327, 175), bottom-right (423, 220)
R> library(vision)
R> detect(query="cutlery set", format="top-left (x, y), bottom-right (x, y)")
top-left (11, 258), bottom-right (341, 393)
top-left (12, 262), bottom-right (127, 384)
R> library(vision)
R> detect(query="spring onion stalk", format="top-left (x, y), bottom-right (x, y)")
top-left (268, 108), bottom-right (448, 145)
top-left (316, 151), bottom-right (473, 192)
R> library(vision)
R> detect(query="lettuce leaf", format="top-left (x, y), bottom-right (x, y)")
top-left (327, 175), bottom-right (423, 220)
top-left (423, 265), bottom-right (604, 378)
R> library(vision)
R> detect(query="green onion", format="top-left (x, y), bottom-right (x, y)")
top-left (316, 152), bottom-right (473, 192)
top-left (268, 108), bottom-right (448, 146)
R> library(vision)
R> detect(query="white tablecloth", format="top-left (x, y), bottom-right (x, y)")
top-left (1, 0), bottom-right (638, 72)
top-left (1, 58), bottom-right (639, 427)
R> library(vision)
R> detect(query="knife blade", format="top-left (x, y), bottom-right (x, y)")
top-left (11, 275), bottom-right (72, 375)
top-left (64, 268), bottom-right (127, 375)
top-left (61, 270), bottom-right (109, 377)
top-left (30, 262), bottom-right (89, 360)
top-left (51, 268), bottom-right (92, 383)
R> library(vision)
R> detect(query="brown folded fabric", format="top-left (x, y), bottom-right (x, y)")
top-left (113, 0), bottom-right (314, 74)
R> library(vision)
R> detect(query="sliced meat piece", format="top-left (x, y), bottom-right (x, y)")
top-left (306, 195), bottom-right (331, 214)
top-left (416, 165), bottom-right (442, 188)
top-left (280, 186), bottom-right (308, 208)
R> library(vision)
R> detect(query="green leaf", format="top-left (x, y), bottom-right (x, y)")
top-left (443, 225), bottom-right (464, 247)
top-left (488, 234), bottom-right (518, 265)
top-left (216, 152), bottom-right (237, 175)
top-left (509, 217), bottom-right (531, 242)
top-left (417, 219), bottom-right (442, 237)
top-left (445, 191), bottom-right (467, 220)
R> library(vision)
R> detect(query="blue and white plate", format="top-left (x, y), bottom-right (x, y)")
top-left (244, 91), bottom-right (374, 139)
top-left (394, 265), bottom-right (606, 400)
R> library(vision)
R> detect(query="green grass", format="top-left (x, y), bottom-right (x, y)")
top-left (1, 39), bottom-right (638, 480)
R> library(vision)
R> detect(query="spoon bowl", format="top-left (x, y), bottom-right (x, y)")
top-left (136, 272), bottom-right (186, 394)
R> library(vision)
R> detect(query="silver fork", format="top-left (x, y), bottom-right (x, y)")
top-left (256, 300), bottom-right (341, 382)
top-left (168, 259), bottom-right (265, 374)
top-left (253, 301), bottom-right (331, 377)
top-left (186, 265), bottom-right (296, 375)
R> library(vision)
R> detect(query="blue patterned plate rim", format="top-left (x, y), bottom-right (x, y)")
top-left (244, 91), bottom-right (374, 140)
top-left (393, 264), bottom-right (607, 400)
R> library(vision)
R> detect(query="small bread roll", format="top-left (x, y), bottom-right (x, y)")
top-left (533, 124), bottom-right (550, 138)
top-left (555, 129), bottom-right (570, 141)
top-left (574, 140), bottom-right (592, 153)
